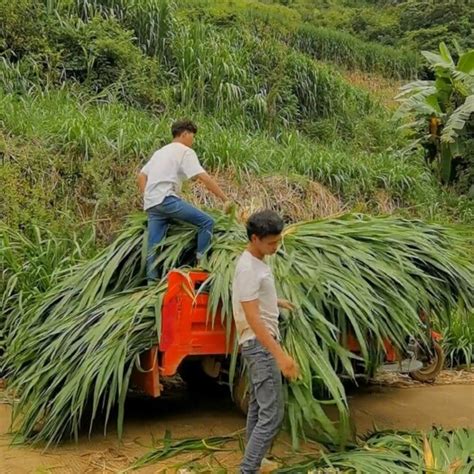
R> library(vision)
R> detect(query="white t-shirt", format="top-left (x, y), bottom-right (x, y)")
top-left (232, 250), bottom-right (280, 344)
top-left (140, 142), bottom-right (205, 210)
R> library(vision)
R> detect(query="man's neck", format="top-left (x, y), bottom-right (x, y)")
top-left (247, 244), bottom-right (264, 261)
top-left (173, 138), bottom-right (187, 146)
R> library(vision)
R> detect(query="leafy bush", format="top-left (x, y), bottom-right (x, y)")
top-left (72, 0), bottom-right (176, 59)
top-left (287, 0), bottom-right (474, 52)
top-left (50, 15), bottom-right (161, 105)
top-left (399, 1), bottom-right (474, 51)
top-left (0, 0), bottom-right (49, 59)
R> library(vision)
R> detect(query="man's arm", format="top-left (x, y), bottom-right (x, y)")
top-left (137, 172), bottom-right (147, 194)
top-left (241, 299), bottom-right (299, 380)
top-left (195, 172), bottom-right (228, 202)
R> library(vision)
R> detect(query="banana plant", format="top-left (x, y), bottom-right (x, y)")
top-left (396, 42), bottom-right (474, 184)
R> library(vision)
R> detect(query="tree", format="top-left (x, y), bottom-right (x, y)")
top-left (396, 42), bottom-right (474, 187)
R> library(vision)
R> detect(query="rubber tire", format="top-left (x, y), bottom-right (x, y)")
top-left (179, 360), bottom-right (217, 389)
top-left (409, 342), bottom-right (445, 383)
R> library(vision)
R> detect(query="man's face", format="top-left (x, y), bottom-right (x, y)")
top-left (252, 234), bottom-right (282, 256)
top-left (181, 131), bottom-right (195, 147)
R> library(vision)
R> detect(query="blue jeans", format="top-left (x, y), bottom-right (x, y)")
top-left (146, 196), bottom-right (214, 281)
top-left (240, 339), bottom-right (284, 474)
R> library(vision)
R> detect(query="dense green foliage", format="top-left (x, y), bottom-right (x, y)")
top-left (292, 24), bottom-right (419, 79)
top-left (291, 0), bottom-right (474, 52)
top-left (1, 0), bottom-right (473, 233)
top-left (396, 43), bottom-right (474, 191)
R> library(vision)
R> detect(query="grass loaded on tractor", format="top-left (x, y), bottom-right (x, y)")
top-left (131, 271), bottom-right (446, 411)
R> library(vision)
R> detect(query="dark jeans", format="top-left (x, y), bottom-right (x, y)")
top-left (146, 196), bottom-right (214, 281)
top-left (240, 338), bottom-right (284, 474)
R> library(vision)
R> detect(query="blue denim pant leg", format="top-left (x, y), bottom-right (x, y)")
top-left (146, 209), bottom-right (169, 281)
top-left (146, 196), bottom-right (215, 281)
top-left (240, 339), bottom-right (284, 474)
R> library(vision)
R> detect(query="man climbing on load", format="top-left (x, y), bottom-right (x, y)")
top-left (138, 119), bottom-right (232, 282)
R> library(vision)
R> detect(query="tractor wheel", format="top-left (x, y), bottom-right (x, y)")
top-left (409, 342), bottom-right (445, 383)
top-left (179, 359), bottom-right (218, 389)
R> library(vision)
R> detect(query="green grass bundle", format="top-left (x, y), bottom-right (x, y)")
top-left (442, 310), bottom-right (474, 368)
top-left (0, 224), bottom-right (94, 360)
top-left (2, 214), bottom-right (473, 446)
top-left (278, 427), bottom-right (474, 473)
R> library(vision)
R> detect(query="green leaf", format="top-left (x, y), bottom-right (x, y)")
top-left (441, 95), bottom-right (474, 144)
top-left (425, 94), bottom-right (442, 114)
top-left (439, 42), bottom-right (454, 67)
top-left (3, 214), bottom-right (473, 449)
top-left (422, 51), bottom-right (453, 70)
top-left (457, 51), bottom-right (474, 74)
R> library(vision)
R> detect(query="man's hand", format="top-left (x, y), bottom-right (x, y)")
top-left (241, 299), bottom-right (300, 381)
top-left (276, 352), bottom-right (300, 381)
top-left (278, 299), bottom-right (295, 311)
top-left (196, 173), bottom-right (228, 202)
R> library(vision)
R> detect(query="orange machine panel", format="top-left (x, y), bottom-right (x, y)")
top-left (160, 271), bottom-right (230, 376)
top-left (131, 271), bottom-right (233, 397)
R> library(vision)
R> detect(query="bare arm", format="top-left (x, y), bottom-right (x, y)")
top-left (241, 300), bottom-right (299, 380)
top-left (137, 172), bottom-right (147, 194)
top-left (195, 172), bottom-right (228, 202)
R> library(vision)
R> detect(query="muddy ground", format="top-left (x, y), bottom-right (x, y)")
top-left (1, 370), bottom-right (473, 474)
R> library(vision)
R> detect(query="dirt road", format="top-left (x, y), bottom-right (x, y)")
top-left (1, 377), bottom-right (473, 473)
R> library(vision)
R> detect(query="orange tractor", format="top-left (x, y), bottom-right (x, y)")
top-left (131, 271), bottom-right (445, 404)
top-left (131, 270), bottom-right (238, 400)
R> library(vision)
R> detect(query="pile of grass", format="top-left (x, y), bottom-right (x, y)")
top-left (130, 430), bottom-right (238, 471)
top-left (2, 213), bottom-right (472, 446)
top-left (126, 427), bottom-right (474, 472)
top-left (0, 224), bottom-right (95, 360)
top-left (279, 427), bottom-right (474, 473)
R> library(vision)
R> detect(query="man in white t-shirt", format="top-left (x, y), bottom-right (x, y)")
top-left (138, 120), bottom-right (231, 281)
top-left (232, 210), bottom-right (300, 474)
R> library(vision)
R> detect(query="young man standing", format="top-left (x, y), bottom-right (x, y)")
top-left (232, 210), bottom-right (300, 474)
top-left (138, 120), bottom-right (231, 281)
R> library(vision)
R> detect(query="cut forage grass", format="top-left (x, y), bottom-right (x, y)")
top-left (2, 214), bottom-right (472, 446)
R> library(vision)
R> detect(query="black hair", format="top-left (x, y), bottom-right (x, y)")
top-left (246, 210), bottom-right (284, 241)
top-left (171, 119), bottom-right (198, 138)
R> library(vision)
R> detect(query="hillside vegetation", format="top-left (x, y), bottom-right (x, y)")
top-left (1, 0), bottom-right (472, 239)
